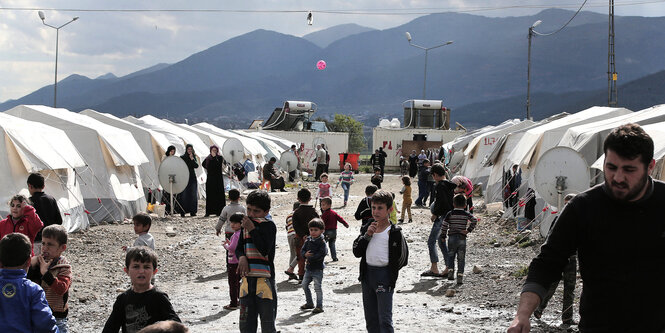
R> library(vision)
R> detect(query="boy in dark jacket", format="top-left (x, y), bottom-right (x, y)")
top-left (300, 218), bottom-right (327, 314)
top-left (354, 185), bottom-right (377, 225)
top-left (27, 172), bottom-right (62, 256)
top-left (291, 189), bottom-right (319, 281)
top-left (353, 190), bottom-right (408, 333)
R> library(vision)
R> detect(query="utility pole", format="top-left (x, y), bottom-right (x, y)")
top-left (608, 0), bottom-right (618, 106)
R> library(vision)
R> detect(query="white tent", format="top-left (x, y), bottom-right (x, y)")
top-left (192, 123), bottom-right (268, 165)
top-left (231, 129), bottom-right (284, 160)
top-left (125, 116), bottom-right (186, 154)
top-left (81, 110), bottom-right (172, 196)
top-left (591, 121), bottom-right (665, 182)
top-left (6, 105), bottom-right (149, 224)
top-left (505, 106), bottom-right (632, 178)
top-left (0, 113), bottom-right (88, 232)
top-left (447, 119), bottom-right (521, 172)
top-left (460, 119), bottom-right (535, 189)
top-left (559, 104), bottom-right (665, 167)
top-left (171, 122), bottom-right (228, 156)
top-left (244, 130), bottom-right (295, 151)
top-left (124, 115), bottom-right (208, 193)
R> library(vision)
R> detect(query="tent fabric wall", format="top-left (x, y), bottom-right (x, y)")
top-left (6, 105), bottom-right (148, 224)
top-left (0, 113), bottom-right (88, 232)
top-left (192, 123), bottom-right (268, 165)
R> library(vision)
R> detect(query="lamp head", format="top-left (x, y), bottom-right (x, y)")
top-left (405, 32), bottom-right (412, 42)
top-left (38, 11), bottom-right (45, 21)
top-left (73, 17), bottom-right (79, 21)
top-left (531, 20), bottom-right (542, 28)
top-left (446, 41), bottom-right (453, 45)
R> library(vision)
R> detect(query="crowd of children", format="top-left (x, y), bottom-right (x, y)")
top-left (0, 159), bottom-right (486, 333)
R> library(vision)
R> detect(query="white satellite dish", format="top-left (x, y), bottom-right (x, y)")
top-left (312, 137), bottom-right (326, 149)
top-left (158, 156), bottom-right (190, 216)
top-left (280, 151), bottom-right (299, 173)
top-left (222, 138), bottom-right (245, 165)
top-left (533, 146), bottom-right (589, 236)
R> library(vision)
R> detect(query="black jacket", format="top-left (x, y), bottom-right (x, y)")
top-left (301, 235), bottom-right (327, 270)
top-left (354, 197), bottom-right (372, 222)
top-left (31, 192), bottom-right (62, 242)
top-left (352, 221), bottom-right (408, 288)
top-left (292, 205), bottom-right (319, 238)
top-left (431, 180), bottom-right (457, 217)
top-left (524, 179), bottom-right (665, 332)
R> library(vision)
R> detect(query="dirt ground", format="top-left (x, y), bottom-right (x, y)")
top-left (66, 174), bottom-right (581, 332)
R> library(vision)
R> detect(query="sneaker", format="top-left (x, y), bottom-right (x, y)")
top-left (332, 258), bottom-right (339, 262)
top-left (408, 219), bottom-right (413, 223)
top-left (343, 201), bottom-right (347, 206)
top-left (447, 270), bottom-right (455, 280)
top-left (456, 273), bottom-right (464, 284)
top-left (533, 310), bottom-right (543, 319)
top-left (398, 219), bottom-right (404, 223)
top-left (312, 307), bottom-right (324, 314)
top-left (223, 304), bottom-right (238, 310)
top-left (300, 304), bottom-right (315, 310)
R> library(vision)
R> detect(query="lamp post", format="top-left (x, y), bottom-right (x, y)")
top-left (38, 11), bottom-right (78, 108)
top-left (405, 32), bottom-right (453, 99)
top-left (526, 20), bottom-right (541, 121)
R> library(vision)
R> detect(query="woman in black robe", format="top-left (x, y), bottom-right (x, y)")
top-left (408, 150), bottom-right (418, 178)
top-left (202, 145), bottom-right (226, 216)
top-left (178, 144), bottom-right (199, 217)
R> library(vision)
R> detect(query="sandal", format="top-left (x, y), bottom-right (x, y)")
top-left (223, 304), bottom-right (238, 310)
top-left (285, 271), bottom-right (298, 280)
top-left (420, 270), bottom-right (443, 277)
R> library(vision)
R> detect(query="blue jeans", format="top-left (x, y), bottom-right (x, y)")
top-left (362, 265), bottom-right (394, 333)
top-left (427, 216), bottom-right (450, 266)
top-left (239, 277), bottom-right (277, 333)
top-left (341, 182), bottom-right (350, 203)
top-left (324, 229), bottom-right (338, 260)
top-left (415, 179), bottom-right (428, 206)
top-left (447, 234), bottom-right (467, 274)
top-left (56, 317), bottom-right (68, 333)
top-left (302, 269), bottom-right (323, 308)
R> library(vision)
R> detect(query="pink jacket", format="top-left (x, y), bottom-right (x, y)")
top-left (223, 230), bottom-right (241, 264)
top-left (0, 205), bottom-right (44, 255)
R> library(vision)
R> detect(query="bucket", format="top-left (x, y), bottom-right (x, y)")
top-left (517, 217), bottom-right (532, 231)
top-left (154, 204), bottom-right (166, 218)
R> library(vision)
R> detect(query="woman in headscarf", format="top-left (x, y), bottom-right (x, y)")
top-left (161, 146), bottom-right (177, 215)
top-left (178, 144), bottom-right (199, 217)
top-left (202, 145), bottom-right (226, 217)
top-left (408, 149), bottom-right (418, 178)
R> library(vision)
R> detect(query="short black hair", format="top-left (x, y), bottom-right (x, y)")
top-left (422, 158), bottom-right (430, 165)
top-left (292, 202), bottom-right (301, 210)
top-left (42, 225), bottom-right (67, 245)
top-left (453, 194), bottom-right (467, 208)
top-left (132, 212), bottom-right (152, 231)
top-left (0, 233), bottom-right (31, 267)
top-left (246, 190), bottom-right (271, 212)
top-left (269, 157), bottom-right (277, 163)
top-left (229, 212), bottom-right (244, 223)
top-left (229, 189), bottom-right (240, 201)
top-left (430, 163), bottom-right (446, 177)
top-left (125, 246), bottom-right (158, 269)
top-left (320, 197), bottom-right (332, 206)
top-left (371, 190), bottom-right (393, 209)
top-left (373, 167), bottom-right (381, 172)
top-left (138, 320), bottom-right (190, 333)
top-left (308, 218), bottom-right (325, 230)
top-left (297, 188), bottom-right (311, 202)
top-left (365, 185), bottom-right (378, 196)
top-left (603, 123), bottom-right (654, 166)
top-left (27, 172), bottom-right (45, 189)
top-left (8, 194), bottom-right (27, 206)
top-left (402, 176), bottom-right (411, 186)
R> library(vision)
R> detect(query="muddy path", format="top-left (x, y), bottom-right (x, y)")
top-left (65, 174), bottom-right (580, 332)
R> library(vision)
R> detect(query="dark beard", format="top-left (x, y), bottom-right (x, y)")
top-left (605, 172), bottom-right (649, 202)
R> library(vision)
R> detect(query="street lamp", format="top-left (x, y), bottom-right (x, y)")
top-left (405, 32), bottom-right (453, 99)
top-left (38, 11), bottom-right (78, 108)
top-left (526, 20), bottom-right (541, 121)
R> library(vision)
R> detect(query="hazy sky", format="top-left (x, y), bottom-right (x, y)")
top-left (1, 0), bottom-right (663, 102)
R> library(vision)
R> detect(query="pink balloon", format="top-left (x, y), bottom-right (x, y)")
top-left (316, 60), bottom-right (326, 70)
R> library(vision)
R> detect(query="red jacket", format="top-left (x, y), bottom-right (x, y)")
top-left (321, 208), bottom-right (349, 230)
top-left (0, 205), bottom-right (44, 254)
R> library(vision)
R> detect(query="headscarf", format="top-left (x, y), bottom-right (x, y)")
top-left (165, 145), bottom-right (176, 156)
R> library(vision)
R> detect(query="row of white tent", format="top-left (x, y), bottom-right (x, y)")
top-left (0, 105), bottom-right (295, 233)
top-left (452, 104), bottom-right (665, 214)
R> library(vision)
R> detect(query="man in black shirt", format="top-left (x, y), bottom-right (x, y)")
top-left (508, 123), bottom-right (665, 332)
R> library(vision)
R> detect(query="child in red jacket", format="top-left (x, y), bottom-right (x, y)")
top-left (320, 197), bottom-right (349, 262)
top-left (0, 194), bottom-right (44, 255)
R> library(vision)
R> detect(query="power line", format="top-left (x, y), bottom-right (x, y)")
top-left (0, 0), bottom-right (663, 16)
top-left (532, 0), bottom-right (590, 36)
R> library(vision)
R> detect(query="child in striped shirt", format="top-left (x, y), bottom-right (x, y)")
top-left (337, 163), bottom-right (355, 206)
top-left (441, 194), bottom-right (478, 284)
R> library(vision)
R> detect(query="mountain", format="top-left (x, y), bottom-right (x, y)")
top-left (452, 70), bottom-right (665, 128)
top-left (2, 9), bottom-right (664, 129)
top-left (303, 23), bottom-right (376, 48)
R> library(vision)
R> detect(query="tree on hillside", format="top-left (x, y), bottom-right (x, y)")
top-left (315, 114), bottom-right (366, 153)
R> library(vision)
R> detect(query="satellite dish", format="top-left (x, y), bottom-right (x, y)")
top-left (312, 137), bottom-right (326, 149)
top-left (222, 138), bottom-right (245, 164)
top-left (158, 156), bottom-right (190, 216)
top-left (533, 147), bottom-right (590, 236)
top-left (280, 151), bottom-right (299, 173)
